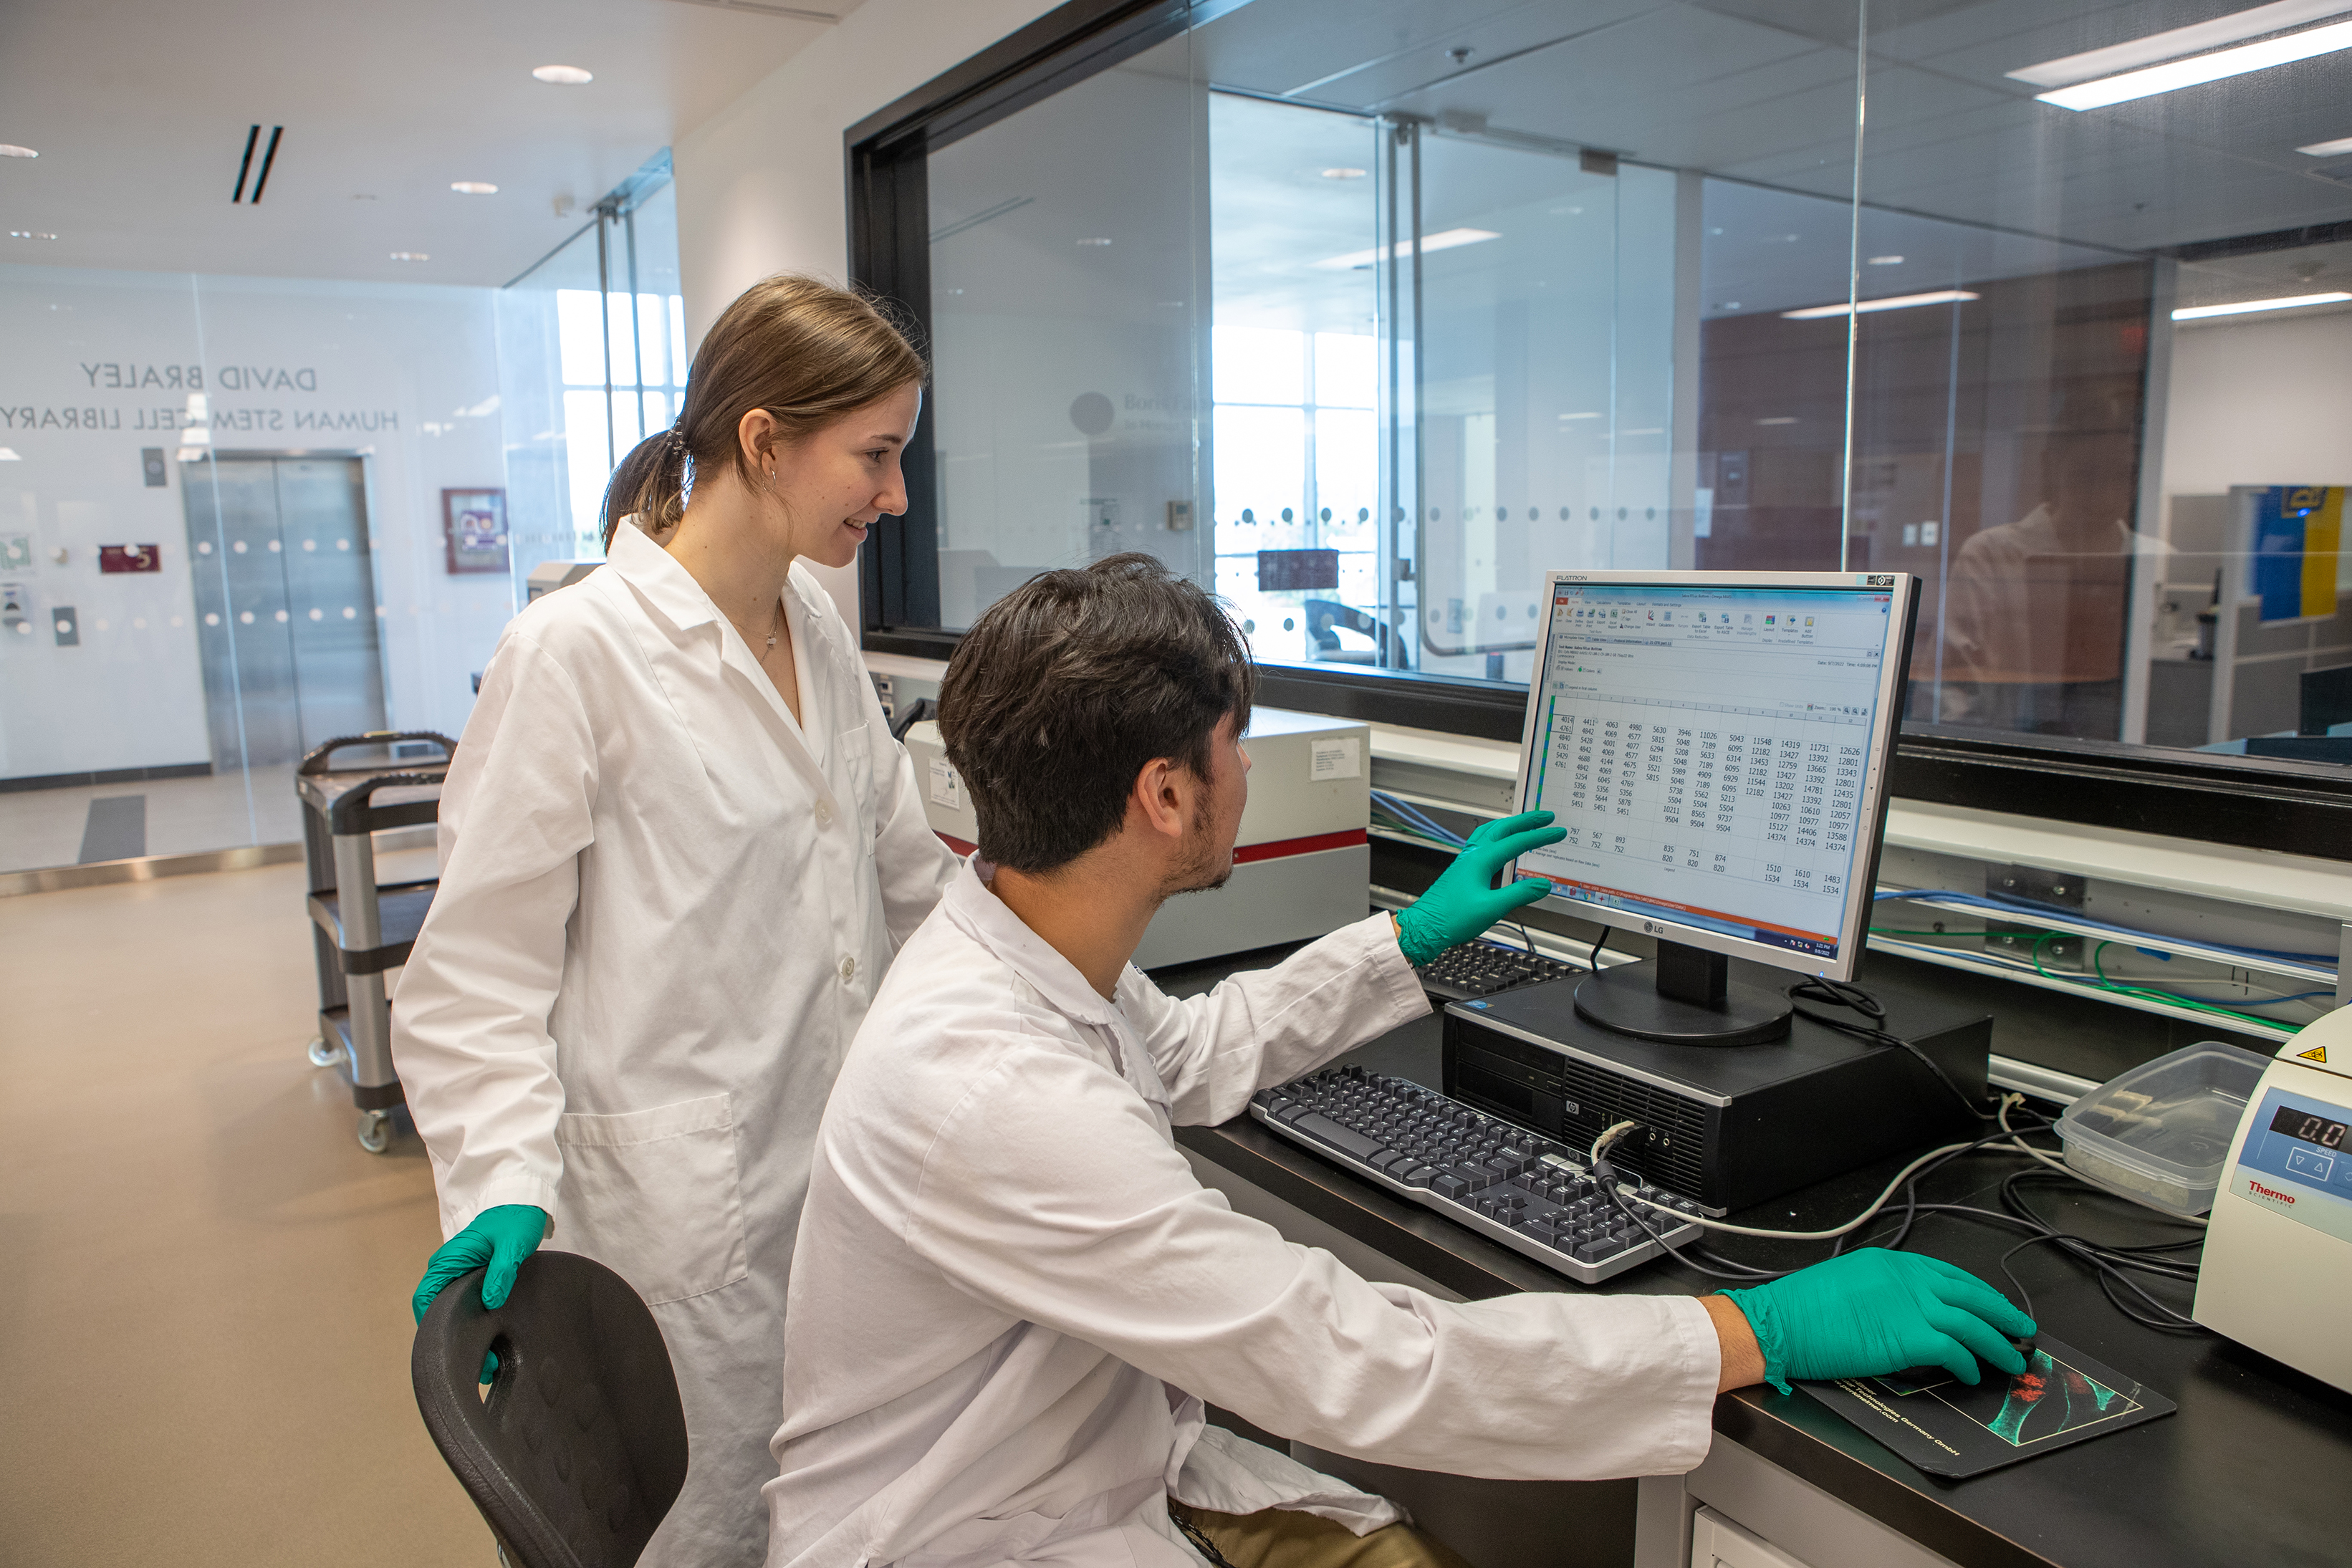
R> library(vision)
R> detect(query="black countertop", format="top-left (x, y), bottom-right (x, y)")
top-left (1157, 962), bottom-right (2352, 1568)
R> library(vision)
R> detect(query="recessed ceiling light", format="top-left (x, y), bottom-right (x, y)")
top-left (451, 181), bottom-right (499, 195)
top-left (1321, 167), bottom-right (1367, 179)
top-left (390, 251), bottom-right (430, 262)
top-left (2017, 10), bottom-right (2352, 112)
top-left (0, 145), bottom-right (36, 159)
top-left (9, 230), bottom-right (57, 240)
top-left (1867, 254), bottom-right (1906, 265)
top-left (1315, 227), bottom-right (1501, 269)
top-left (1558, 411), bottom-right (1603, 420)
top-left (1076, 236), bottom-right (1113, 246)
top-left (2298, 135), bottom-right (2352, 157)
top-left (2174, 291), bottom-right (2352, 319)
top-left (532, 64), bottom-right (593, 85)
top-left (1782, 288), bottom-right (1979, 319)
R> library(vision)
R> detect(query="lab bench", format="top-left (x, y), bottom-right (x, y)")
top-left (1158, 954), bottom-right (2352, 1568)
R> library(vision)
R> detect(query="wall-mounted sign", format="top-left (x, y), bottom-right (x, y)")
top-left (98, 544), bottom-right (163, 574)
top-left (443, 488), bottom-right (509, 575)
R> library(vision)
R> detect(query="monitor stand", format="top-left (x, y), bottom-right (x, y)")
top-left (1573, 938), bottom-right (1792, 1047)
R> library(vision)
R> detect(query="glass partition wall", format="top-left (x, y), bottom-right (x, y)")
top-left (863, 0), bottom-right (2352, 789)
top-left (0, 155), bottom-right (683, 876)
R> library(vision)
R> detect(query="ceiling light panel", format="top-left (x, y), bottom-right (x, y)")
top-left (2174, 291), bottom-right (2352, 319)
top-left (2007, 0), bottom-right (2351, 87)
top-left (1782, 289), bottom-right (1980, 319)
top-left (532, 64), bottom-right (593, 85)
top-left (1315, 228), bottom-right (1500, 269)
top-left (0, 145), bottom-right (36, 158)
top-left (451, 182), bottom-right (499, 195)
top-left (2298, 135), bottom-right (2352, 156)
top-left (2027, 17), bottom-right (2352, 112)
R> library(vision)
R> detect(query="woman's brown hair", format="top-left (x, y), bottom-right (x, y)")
top-left (600, 274), bottom-right (926, 548)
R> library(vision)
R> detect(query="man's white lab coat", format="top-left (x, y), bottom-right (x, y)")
top-left (764, 862), bottom-right (1721, 1568)
top-left (394, 524), bottom-right (956, 1567)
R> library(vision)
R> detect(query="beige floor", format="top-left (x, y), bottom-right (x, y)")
top-left (0, 851), bottom-right (491, 1564)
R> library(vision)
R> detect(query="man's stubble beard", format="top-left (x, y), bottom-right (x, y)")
top-left (1161, 793), bottom-right (1233, 900)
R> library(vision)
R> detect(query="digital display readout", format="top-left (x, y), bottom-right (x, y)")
top-left (2269, 1104), bottom-right (2351, 1150)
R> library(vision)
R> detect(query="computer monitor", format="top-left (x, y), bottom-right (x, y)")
top-left (1510, 570), bottom-right (1920, 1046)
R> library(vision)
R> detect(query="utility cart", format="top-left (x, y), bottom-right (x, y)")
top-left (297, 732), bottom-right (455, 1152)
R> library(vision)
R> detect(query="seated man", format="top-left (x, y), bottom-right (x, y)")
top-left (764, 555), bottom-right (2034, 1568)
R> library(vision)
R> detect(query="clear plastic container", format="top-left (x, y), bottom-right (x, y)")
top-left (2055, 1042), bottom-right (2270, 1216)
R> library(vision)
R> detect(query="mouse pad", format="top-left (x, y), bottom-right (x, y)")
top-left (1796, 1335), bottom-right (2175, 1478)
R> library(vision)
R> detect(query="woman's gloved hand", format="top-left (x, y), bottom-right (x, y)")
top-left (411, 1204), bottom-right (549, 1383)
top-left (1720, 1248), bottom-right (2037, 1394)
top-left (1392, 810), bottom-right (1567, 966)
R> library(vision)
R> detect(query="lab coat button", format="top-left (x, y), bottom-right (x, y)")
top-left (815, 799), bottom-right (835, 827)
top-left (838, 955), bottom-right (857, 982)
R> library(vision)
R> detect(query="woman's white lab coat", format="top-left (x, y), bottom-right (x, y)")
top-left (393, 523), bottom-right (957, 1568)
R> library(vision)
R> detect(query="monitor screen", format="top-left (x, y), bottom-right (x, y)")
top-left (1512, 571), bottom-right (1917, 983)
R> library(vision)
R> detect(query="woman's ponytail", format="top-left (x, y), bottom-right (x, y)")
top-left (595, 274), bottom-right (926, 554)
top-left (601, 427), bottom-right (690, 549)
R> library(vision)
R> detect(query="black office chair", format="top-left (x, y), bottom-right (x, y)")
top-left (412, 1251), bottom-right (688, 1568)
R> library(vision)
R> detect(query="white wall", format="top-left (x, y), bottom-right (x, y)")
top-left (0, 264), bottom-right (512, 779)
top-left (671, 0), bottom-right (1065, 626)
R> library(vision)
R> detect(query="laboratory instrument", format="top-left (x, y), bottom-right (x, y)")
top-left (906, 706), bottom-right (1371, 968)
top-left (2194, 1004), bottom-right (2352, 1392)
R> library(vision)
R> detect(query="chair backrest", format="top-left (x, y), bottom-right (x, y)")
top-left (412, 1251), bottom-right (689, 1568)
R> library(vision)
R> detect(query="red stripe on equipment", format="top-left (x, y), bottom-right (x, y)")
top-left (1232, 828), bottom-right (1368, 865)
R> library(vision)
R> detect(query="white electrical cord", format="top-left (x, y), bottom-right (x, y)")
top-left (1601, 1095), bottom-right (2208, 1238)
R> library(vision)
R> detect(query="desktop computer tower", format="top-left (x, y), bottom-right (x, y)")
top-left (1441, 963), bottom-right (1989, 1214)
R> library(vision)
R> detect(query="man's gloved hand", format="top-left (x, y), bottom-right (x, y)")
top-left (411, 1204), bottom-right (549, 1384)
top-left (1720, 1248), bottom-right (2037, 1394)
top-left (1392, 810), bottom-right (1568, 966)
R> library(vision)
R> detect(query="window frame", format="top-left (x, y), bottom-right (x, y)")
top-left (845, 0), bottom-right (2352, 863)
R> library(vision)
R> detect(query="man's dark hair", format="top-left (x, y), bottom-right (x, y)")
top-left (939, 553), bottom-right (1256, 874)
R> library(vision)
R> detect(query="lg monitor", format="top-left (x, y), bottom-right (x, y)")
top-left (1509, 570), bottom-right (1921, 1046)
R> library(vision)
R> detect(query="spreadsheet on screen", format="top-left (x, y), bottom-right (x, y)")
top-left (1518, 582), bottom-right (1897, 963)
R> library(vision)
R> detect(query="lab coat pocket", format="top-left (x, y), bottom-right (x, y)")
top-left (553, 1092), bottom-right (750, 1307)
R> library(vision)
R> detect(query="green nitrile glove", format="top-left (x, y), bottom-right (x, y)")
top-left (1392, 810), bottom-right (1567, 966)
top-left (411, 1204), bottom-right (548, 1384)
top-left (1720, 1248), bottom-right (2037, 1395)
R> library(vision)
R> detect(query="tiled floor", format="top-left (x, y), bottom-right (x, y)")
top-left (0, 765), bottom-right (304, 873)
top-left (0, 852), bottom-right (489, 1564)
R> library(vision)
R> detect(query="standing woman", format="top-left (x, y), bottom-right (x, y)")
top-left (394, 275), bottom-right (957, 1565)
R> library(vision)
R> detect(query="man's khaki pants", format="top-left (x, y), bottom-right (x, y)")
top-left (1171, 1503), bottom-right (1476, 1568)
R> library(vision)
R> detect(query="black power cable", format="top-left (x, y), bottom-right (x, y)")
top-left (1786, 975), bottom-right (1993, 1123)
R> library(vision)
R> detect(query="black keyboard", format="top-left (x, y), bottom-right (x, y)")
top-left (1249, 1066), bottom-right (1704, 1284)
top-left (1415, 939), bottom-right (1581, 1001)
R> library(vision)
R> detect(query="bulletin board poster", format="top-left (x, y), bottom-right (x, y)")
top-left (443, 489), bottom-right (509, 575)
top-left (2251, 485), bottom-right (2343, 623)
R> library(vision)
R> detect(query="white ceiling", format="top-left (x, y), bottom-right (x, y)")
top-left (0, 0), bottom-right (860, 287)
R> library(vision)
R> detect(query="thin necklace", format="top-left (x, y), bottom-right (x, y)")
top-left (761, 600), bottom-right (783, 653)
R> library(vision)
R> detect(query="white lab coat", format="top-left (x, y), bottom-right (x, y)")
top-left (764, 862), bottom-right (1722, 1568)
top-left (394, 524), bottom-right (957, 1567)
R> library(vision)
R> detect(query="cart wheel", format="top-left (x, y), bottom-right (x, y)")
top-left (307, 1036), bottom-right (344, 1068)
top-left (357, 1109), bottom-right (392, 1154)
